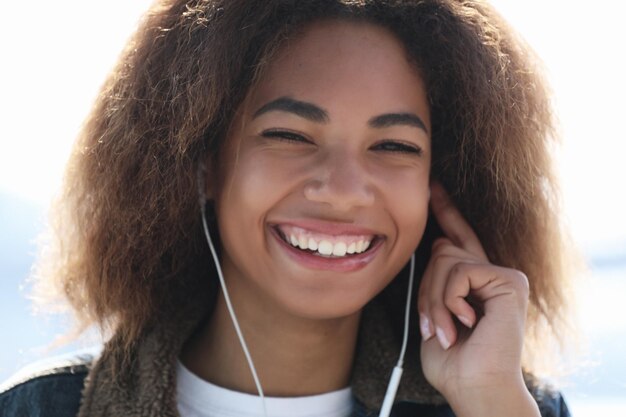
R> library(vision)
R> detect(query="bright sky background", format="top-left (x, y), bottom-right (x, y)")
top-left (0, 0), bottom-right (624, 252)
top-left (0, 1), bottom-right (625, 414)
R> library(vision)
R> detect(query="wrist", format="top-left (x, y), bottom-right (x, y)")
top-left (447, 375), bottom-right (541, 417)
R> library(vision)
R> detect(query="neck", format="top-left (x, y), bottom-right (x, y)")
top-left (181, 284), bottom-right (361, 397)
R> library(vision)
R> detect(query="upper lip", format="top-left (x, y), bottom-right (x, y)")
top-left (269, 219), bottom-right (383, 237)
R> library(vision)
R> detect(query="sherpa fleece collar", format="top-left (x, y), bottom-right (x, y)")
top-left (77, 297), bottom-right (444, 417)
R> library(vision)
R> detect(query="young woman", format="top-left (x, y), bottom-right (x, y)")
top-left (0, 1), bottom-right (574, 416)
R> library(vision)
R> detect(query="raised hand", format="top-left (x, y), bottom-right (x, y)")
top-left (417, 182), bottom-right (541, 417)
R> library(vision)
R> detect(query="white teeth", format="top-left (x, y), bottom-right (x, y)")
top-left (282, 228), bottom-right (374, 257)
top-left (332, 242), bottom-right (347, 256)
top-left (347, 242), bottom-right (356, 254)
top-left (318, 240), bottom-right (333, 256)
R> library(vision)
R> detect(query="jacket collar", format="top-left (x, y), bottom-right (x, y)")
top-left (78, 294), bottom-right (444, 416)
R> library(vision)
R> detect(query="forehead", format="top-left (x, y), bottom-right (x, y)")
top-left (245, 19), bottom-right (430, 128)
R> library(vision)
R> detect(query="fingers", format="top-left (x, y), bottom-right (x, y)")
top-left (418, 238), bottom-right (480, 347)
top-left (429, 182), bottom-right (488, 261)
top-left (419, 255), bottom-right (530, 351)
top-left (419, 254), bottom-right (478, 349)
top-left (421, 183), bottom-right (524, 351)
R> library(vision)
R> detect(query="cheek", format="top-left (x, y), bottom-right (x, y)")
top-left (229, 151), bottom-right (309, 205)
top-left (218, 153), bottom-right (288, 214)
top-left (389, 177), bottom-right (430, 247)
top-left (215, 151), bottom-right (306, 256)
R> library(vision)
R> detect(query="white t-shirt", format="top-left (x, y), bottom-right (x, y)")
top-left (176, 360), bottom-right (354, 417)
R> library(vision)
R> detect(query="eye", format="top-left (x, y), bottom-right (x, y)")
top-left (260, 129), bottom-right (313, 144)
top-left (371, 140), bottom-right (423, 156)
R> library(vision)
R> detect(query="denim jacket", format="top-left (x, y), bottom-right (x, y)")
top-left (0, 299), bottom-right (571, 417)
top-left (0, 354), bottom-right (570, 417)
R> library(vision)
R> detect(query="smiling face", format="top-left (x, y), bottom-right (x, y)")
top-left (210, 19), bottom-right (431, 320)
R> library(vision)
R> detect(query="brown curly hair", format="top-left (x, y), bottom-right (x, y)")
top-left (35, 0), bottom-right (575, 372)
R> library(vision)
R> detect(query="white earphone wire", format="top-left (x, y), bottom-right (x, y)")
top-left (198, 165), bottom-right (269, 417)
top-left (399, 253), bottom-right (416, 367)
top-left (378, 253), bottom-right (416, 417)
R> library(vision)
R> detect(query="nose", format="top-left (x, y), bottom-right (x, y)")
top-left (303, 153), bottom-right (375, 211)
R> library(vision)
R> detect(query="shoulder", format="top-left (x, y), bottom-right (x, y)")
top-left (0, 347), bottom-right (100, 417)
top-left (527, 379), bottom-right (571, 417)
top-left (381, 384), bottom-right (571, 417)
top-left (385, 391), bottom-right (570, 417)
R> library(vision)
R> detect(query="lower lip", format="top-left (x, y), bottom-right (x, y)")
top-left (269, 227), bottom-right (384, 272)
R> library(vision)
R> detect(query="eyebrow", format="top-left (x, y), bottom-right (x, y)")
top-left (252, 96), bottom-right (428, 133)
top-left (252, 96), bottom-right (329, 123)
top-left (368, 113), bottom-right (428, 133)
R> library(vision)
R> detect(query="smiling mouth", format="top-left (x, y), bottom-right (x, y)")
top-left (272, 225), bottom-right (382, 258)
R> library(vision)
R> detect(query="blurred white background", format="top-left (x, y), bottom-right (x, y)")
top-left (0, 0), bottom-right (624, 414)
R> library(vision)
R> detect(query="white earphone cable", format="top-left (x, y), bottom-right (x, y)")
top-left (398, 253), bottom-right (416, 367)
top-left (198, 166), bottom-right (269, 417)
top-left (378, 253), bottom-right (415, 417)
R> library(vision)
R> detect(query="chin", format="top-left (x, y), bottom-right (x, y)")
top-left (275, 285), bottom-right (381, 321)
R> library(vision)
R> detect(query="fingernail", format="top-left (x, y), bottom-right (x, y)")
top-left (457, 314), bottom-right (473, 328)
top-left (435, 326), bottom-right (451, 350)
top-left (420, 314), bottom-right (433, 340)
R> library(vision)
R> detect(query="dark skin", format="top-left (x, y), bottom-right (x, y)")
top-left (183, 181), bottom-right (540, 416)
top-left (183, 20), bottom-right (541, 417)
top-left (419, 182), bottom-right (540, 417)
